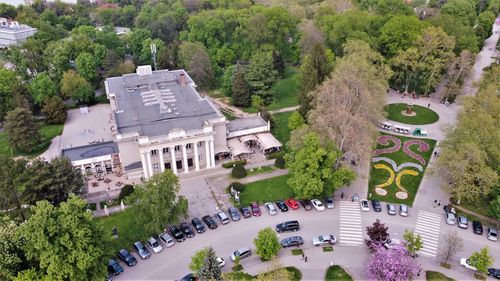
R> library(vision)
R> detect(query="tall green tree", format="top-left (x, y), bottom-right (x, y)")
top-left (60, 70), bottom-right (94, 104)
top-left (0, 215), bottom-right (27, 280)
top-left (428, 14), bottom-right (479, 54)
top-left (0, 156), bottom-right (29, 220)
top-left (285, 131), bottom-right (355, 199)
top-left (475, 11), bottom-right (496, 43)
top-left (199, 247), bottom-right (221, 280)
top-left (468, 247), bottom-right (494, 275)
top-left (298, 43), bottom-right (334, 118)
top-left (379, 15), bottom-right (425, 57)
top-left (27, 72), bottom-right (58, 107)
top-left (232, 66), bottom-right (251, 107)
top-left (75, 52), bottom-right (98, 83)
top-left (189, 248), bottom-right (208, 276)
top-left (403, 230), bottom-right (423, 257)
top-left (126, 171), bottom-right (188, 235)
top-left (187, 47), bottom-right (215, 90)
top-left (17, 195), bottom-right (109, 280)
top-left (245, 51), bottom-right (278, 103)
top-left (0, 67), bottom-right (19, 121)
top-left (441, 0), bottom-right (477, 25)
top-left (42, 96), bottom-right (67, 124)
top-left (4, 107), bottom-right (41, 153)
top-left (254, 227), bottom-right (281, 261)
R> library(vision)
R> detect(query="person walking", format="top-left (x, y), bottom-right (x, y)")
top-left (427, 103), bottom-right (430, 108)
top-left (305, 256), bottom-right (308, 263)
top-left (341, 192), bottom-right (345, 199)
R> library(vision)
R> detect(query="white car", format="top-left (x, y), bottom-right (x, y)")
top-left (311, 199), bottom-right (325, 211)
top-left (147, 237), bottom-right (163, 253)
top-left (312, 234), bottom-right (337, 246)
top-left (158, 232), bottom-right (175, 247)
top-left (383, 238), bottom-right (402, 249)
top-left (360, 199), bottom-right (370, 212)
top-left (216, 256), bottom-right (225, 267)
top-left (264, 202), bottom-right (278, 215)
top-left (460, 258), bottom-right (477, 271)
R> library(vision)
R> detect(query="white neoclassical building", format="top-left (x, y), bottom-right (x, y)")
top-left (61, 66), bottom-right (282, 181)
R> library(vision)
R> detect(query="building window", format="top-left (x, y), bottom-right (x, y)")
top-left (153, 163), bottom-right (160, 171)
top-left (151, 149), bottom-right (158, 155)
top-left (163, 147), bottom-right (169, 154)
top-left (186, 143), bottom-right (192, 149)
top-left (175, 145), bottom-right (181, 151)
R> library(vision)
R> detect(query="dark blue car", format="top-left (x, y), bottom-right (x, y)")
top-left (108, 259), bottom-right (124, 275)
top-left (118, 249), bottom-right (137, 267)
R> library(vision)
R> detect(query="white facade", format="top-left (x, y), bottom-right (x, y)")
top-left (0, 18), bottom-right (37, 48)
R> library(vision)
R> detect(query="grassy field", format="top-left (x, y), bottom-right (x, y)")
top-left (239, 174), bottom-right (294, 206)
top-left (0, 123), bottom-right (63, 157)
top-left (425, 271), bottom-right (455, 281)
top-left (271, 111), bottom-right (293, 145)
top-left (224, 267), bottom-right (301, 280)
top-left (97, 209), bottom-right (148, 253)
top-left (385, 103), bottom-right (440, 125)
top-left (325, 265), bottom-right (353, 281)
top-left (368, 133), bottom-right (436, 206)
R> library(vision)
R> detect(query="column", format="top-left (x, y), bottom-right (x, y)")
top-left (182, 144), bottom-right (189, 173)
top-left (210, 139), bottom-right (216, 167)
top-left (140, 152), bottom-right (149, 179)
top-left (101, 161), bottom-right (105, 174)
top-left (170, 146), bottom-right (178, 174)
top-left (193, 141), bottom-right (200, 171)
top-left (146, 151), bottom-right (154, 177)
top-left (159, 148), bottom-right (165, 172)
top-left (205, 140), bottom-right (211, 168)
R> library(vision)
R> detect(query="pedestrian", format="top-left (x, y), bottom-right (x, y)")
top-left (438, 200), bottom-right (441, 207)
top-left (305, 256), bottom-right (308, 263)
top-left (433, 200), bottom-right (437, 208)
top-left (427, 103), bottom-right (430, 108)
top-left (341, 192), bottom-right (344, 199)
top-left (434, 151), bottom-right (438, 157)
top-left (302, 252), bottom-right (305, 259)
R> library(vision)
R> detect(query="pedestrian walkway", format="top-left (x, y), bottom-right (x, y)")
top-left (339, 201), bottom-right (364, 246)
top-left (414, 210), bottom-right (441, 258)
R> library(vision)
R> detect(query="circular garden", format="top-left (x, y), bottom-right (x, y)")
top-left (384, 103), bottom-right (439, 125)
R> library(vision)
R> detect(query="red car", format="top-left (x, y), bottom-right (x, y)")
top-left (285, 199), bottom-right (299, 210)
top-left (250, 202), bottom-right (261, 216)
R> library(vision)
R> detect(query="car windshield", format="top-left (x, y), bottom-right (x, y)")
top-left (319, 236), bottom-right (325, 242)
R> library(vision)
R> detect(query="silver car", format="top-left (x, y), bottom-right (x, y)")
top-left (487, 227), bottom-right (498, 241)
top-left (457, 216), bottom-right (468, 229)
top-left (445, 212), bottom-right (456, 225)
top-left (399, 204), bottom-right (408, 217)
top-left (264, 202), bottom-right (278, 215)
top-left (216, 211), bottom-right (229, 224)
top-left (312, 234), bottom-right (337, 246)
top-left (387, 204), bottom-right (396, 215)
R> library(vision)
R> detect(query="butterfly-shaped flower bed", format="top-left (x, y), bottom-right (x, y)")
top-left (368, 133), bottom-right (436, 206)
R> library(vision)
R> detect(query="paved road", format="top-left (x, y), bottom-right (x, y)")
top-left (114, 201), bottom-right (500, 281)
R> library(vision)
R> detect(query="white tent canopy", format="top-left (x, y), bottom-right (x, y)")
top-left (228, 138), bottom-right (251, 157)
top-left (256, 133), bottom-right (282, 150)
top-left (240, 135), bottom-right (258, 143)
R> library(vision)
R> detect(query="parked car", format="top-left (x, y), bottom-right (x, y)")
top-left (276, 220), bottom-right (300, 233)
top-left (169, 225), bottom-right (185, 242)
top-left (312, 234), bottom-right (337, 246)
top-left (159, 232), bottom-right (175, 247)
top-left (280, 236), bottom-right (304, 248)
top-left (250, 202), bottom-right (261, 216)
top-left (118, 249), bottom-right (137, 267)
top-left (230, 247), bottom-right (252, 261)
top-left (325, 196), bottom-right (335, 209)
top-left (371, 200), bottom-right (382, 212)
top-left (472, 221), bottom-right (483, 235)
top-left (147, 237), bottom-right (163, 254)
top-left (487, 227), bottom-right (498, 241)
top-left (108, 259), bottom-right (124, 275)
top-left (383, 238), bottom-right (402, 250)
top-left (300, 199), bottom-right (312, 211)
top-left (387, 203), bottom-right (397, 215)
top-left (191, 217), bottom-right (206, 233)
top-left (457, 216), bottom-right (468, 229)
top-left (216, 211), bottom-right (230, 224)
top-left (445, 212), bottom-right (456, 225)
top-left (276, 200), bottom-right (289, 212)
top-left (360, 199), bottom-right (370, 212)
top-left (216, 257), bottom-right (226, 268)
top-left (285, 198), bottom-right (299, 210)
top-left (202, 215), bottom-right (218, 229)
top-left (180, 222), bottom-right (195, 238)
top-left (239, 206), bottom-right (252, 218)
top-left (133, 241), bottom-right (151, 259)
top-left (460, 258), bottom-right (477, 271)
top-left (399, 204), bottom-right (408, 217)
top-left (264, 202), bottom-right (278, 215)
top-left (228, 207), bottom-right (241, 221)
top-left (180, 273), bottom-right (198, 281)
top-left (311, 199), bottom-right (325, 211)
top-left (488, 268), bottom-right (500, 279)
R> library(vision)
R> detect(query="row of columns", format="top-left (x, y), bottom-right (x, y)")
top-left (141, 139), bottom-right (216, 179)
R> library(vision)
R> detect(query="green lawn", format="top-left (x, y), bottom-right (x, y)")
top-left (239, 174), bottom-right (294, 206)
top-left (325, 265), bottom-right (353, 281)
top-left (246, 165), bottom-right (276, 177)
top-left (426, 271), bottom-right (455, 281)
top-left (368, 133), bottom-right (436, 206)
top-left (385, 103), bottom-right (440, 125)
top-left (97, 209), bottom-right (148, 252)
top-left (224, 267), bottom-right (301, 280)
top-left (271, 111), bottom-right (293, 145)
top-left (0, 123), bottom-right (64, 157)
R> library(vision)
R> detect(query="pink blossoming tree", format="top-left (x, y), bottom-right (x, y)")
top-left (367, 244), bottom-right (421, 281)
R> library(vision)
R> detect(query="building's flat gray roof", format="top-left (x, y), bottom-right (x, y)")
top-left (124, 161), bottom-right (142, 171)
top-left (227, 116), bottom-right (267, 133)
top-left (62, 141), bottom-right (119, 162)
top-left (106, 69), bottom-right (220, 137)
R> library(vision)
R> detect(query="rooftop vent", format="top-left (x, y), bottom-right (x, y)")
top-left (136, 65), bottom-right (153, 76)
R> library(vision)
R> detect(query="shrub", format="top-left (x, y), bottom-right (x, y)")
top-left (118, 185), bottom-right (134, 201)
top-left (274, 156), bottom-right (285, 169)
top-left (231, 164), bottom-right (247, 178)
top-left (266, 150), bottom-right (285, 160)
top-left (228, 182), bottom-right (245, 193)
top-left (222, 160), bottom-right (247, 168)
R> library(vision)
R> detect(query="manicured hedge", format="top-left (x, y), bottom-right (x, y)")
top-left (231, 164), bottom-right (247, 178)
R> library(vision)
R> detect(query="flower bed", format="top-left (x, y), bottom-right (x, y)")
top-left (368, 133), bottom-right (436, 205)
